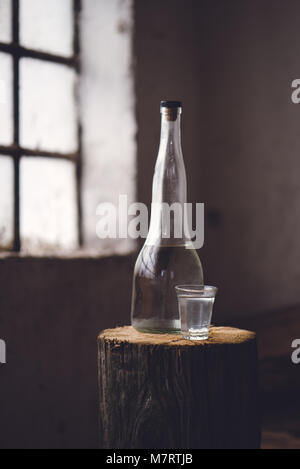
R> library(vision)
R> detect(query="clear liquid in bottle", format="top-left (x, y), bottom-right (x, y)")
top-left (132, 244), bottom-right (203, 333)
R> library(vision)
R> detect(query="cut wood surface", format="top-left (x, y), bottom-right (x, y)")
top-left (99, 325), bottom-right (256, 346)
top-left (98, 326), bottom-right (260, 449)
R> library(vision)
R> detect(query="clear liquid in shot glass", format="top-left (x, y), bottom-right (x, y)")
top-left (180, 297), bottom-right (214, 340)
top-left (176, 285), bottom-right (217, 341)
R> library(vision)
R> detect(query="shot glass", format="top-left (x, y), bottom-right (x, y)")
top-left (175, 285), bottom-right (218, 340)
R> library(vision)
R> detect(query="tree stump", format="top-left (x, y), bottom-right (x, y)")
top-left (98, 326), bottom-right (261, 449)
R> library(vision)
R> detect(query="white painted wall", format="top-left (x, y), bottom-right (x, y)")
top-left (80, 0), bottom-right (137, 255)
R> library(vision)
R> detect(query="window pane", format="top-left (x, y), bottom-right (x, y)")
top-left (0, 156), bottom-right (14, 249)
top-left (20, 0), bottom-right (73, 57)
top-left (0, 52), bottom-right (13, 145)
top-left (20, 59), bottom-right (78, 153)
top-left (20, 158), bottom-right (78, 253)
top-left (0, 0), bottom-right (12, 43)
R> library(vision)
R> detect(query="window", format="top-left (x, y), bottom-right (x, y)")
top-left (0, 0), bottom-right (82, 253)
top-left (0, 0), bottom-right (137, 256)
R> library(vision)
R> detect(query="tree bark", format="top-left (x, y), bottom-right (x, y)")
top-left (98, 326), bottom-right (261, 449)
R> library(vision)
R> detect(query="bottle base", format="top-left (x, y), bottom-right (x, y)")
top-left (132, 318), bottom-right (181, 335)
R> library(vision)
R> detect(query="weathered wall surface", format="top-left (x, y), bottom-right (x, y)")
top-left (135, 0), bottom-right (300, 320)
top-left (0, 255), bottom-right (134, 448)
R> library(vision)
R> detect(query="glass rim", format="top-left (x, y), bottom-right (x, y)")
top-left (175, 284), bottom-right (218, 297)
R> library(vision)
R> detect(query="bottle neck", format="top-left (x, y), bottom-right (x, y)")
top-left (154, 108), bottom-right (186, 205)
top-left (158, 109), bottom-right (182, 160)
top-left (147, 107), bottom-right (190, 246)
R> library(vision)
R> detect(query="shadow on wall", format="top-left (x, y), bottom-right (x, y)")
top-left (135, 0), bottom-right (300, 321)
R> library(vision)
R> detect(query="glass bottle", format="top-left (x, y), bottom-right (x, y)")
top-left (131, 101), bottom-right (204, 333)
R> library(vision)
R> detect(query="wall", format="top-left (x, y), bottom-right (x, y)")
top-left (135, 0), bottom-right (300, 321)
top-left (0, 254), bottom-right (134, 448)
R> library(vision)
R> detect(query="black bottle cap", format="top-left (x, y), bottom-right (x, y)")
top-left (160, 101), bottom-right (182, 109)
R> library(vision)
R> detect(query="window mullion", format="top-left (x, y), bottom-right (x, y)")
top-left (12, 0), bottom-right (20, 252)
top-left (74, 0), bottom-right (82, 247)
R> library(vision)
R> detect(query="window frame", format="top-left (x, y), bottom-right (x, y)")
top-left (0, 0), bottom-right (82, 252)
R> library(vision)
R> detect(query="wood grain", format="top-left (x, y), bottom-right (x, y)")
top-left (98, 326), bottom-right (260, 449)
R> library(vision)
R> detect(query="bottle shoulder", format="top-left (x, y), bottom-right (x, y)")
top-left (134, 244), bottom-right (203, 279)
